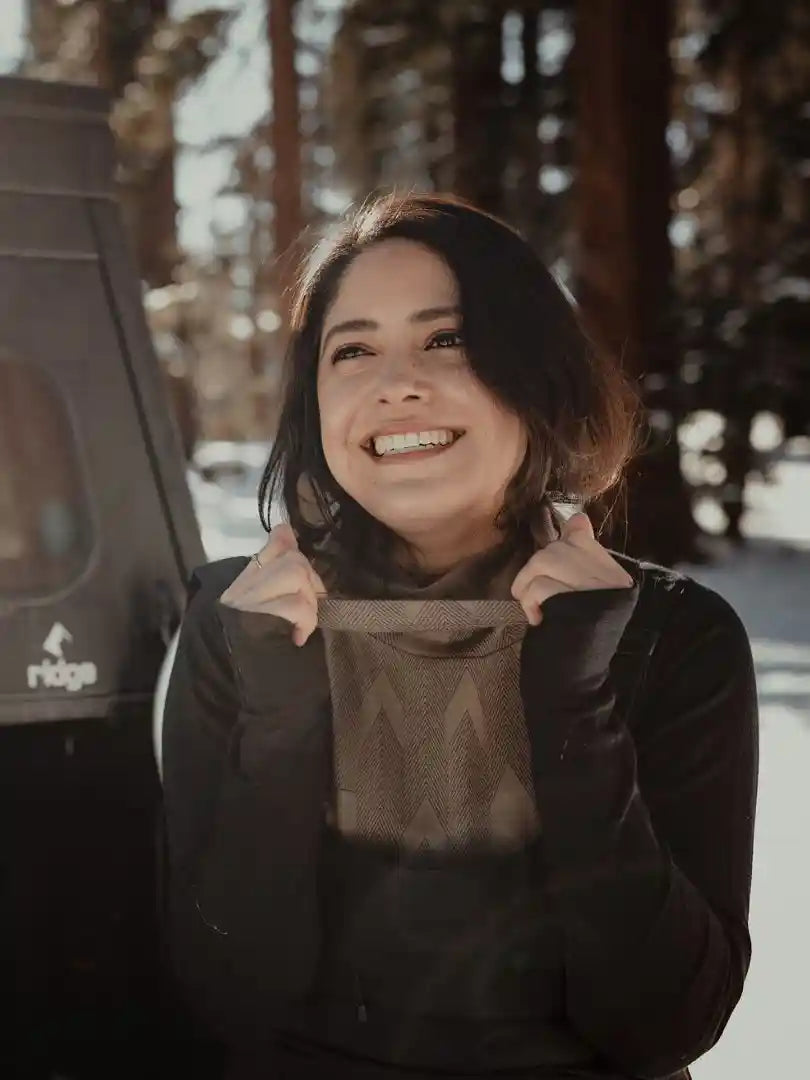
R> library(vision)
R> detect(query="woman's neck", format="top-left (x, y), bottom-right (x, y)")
top-left (398, 520), bottom-right (507, 577)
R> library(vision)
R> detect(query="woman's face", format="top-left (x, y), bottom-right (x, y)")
top-left (316, 239), bottom-right (527, 568)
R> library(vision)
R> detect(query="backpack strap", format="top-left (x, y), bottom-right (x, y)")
top-left (609, 555), bottom-right (689, 727)
top-left (608, 562), bottom-right (693, 1080)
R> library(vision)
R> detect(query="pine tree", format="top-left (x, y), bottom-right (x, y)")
top-left (673, 0), bottom-right (810, 539)
top-left (572, 0), bottom-right (698, 562)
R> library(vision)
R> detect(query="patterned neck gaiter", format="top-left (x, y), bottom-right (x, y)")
top-left (315, 518), bottom-right (554, 854)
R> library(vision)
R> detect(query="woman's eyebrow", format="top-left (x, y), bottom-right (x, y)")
top-left (409, 305), bottom-right (461, 324)
top-left (321, 306), bottom-right (461, 354)
top-left (321, 318), bottom-right (377, 354)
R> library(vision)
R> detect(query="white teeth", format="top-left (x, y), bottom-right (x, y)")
top-left (371, 429), bottom-right (458, 456)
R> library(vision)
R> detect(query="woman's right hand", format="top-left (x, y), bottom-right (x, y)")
top-left (220, 523), bottom-right (326, 647)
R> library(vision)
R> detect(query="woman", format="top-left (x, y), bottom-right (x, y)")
top-left (162, 194), bottom-right (758, 1080)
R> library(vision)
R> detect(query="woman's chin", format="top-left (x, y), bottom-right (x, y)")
top-left (361, 496), bottom-right (496, 550)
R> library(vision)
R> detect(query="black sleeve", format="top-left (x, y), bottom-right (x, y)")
top-left (520, 578), bottom-right (758, 1079)
top-left (161, 562), bottom-right (332, 1042)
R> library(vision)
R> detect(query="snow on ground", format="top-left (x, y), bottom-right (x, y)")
top-left (190, 438), bottom-right (810, 1080)
top-left (683, 442), bottom-right (810, 1080)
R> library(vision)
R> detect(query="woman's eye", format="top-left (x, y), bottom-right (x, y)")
top-left (332, 343), bottom-right (367, 363)
top-left (427, 330), bottom-right (464, 350)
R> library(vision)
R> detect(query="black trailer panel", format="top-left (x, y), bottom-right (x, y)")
top-left (0, 78), bottom-right (214, 1076)
top-left (0, 76), bottom-right (204, 726)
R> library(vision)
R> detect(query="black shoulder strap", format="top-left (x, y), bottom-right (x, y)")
top-left (609, 557), bottom-right (689, 724)
top-left (608, 564), bottom-right (694, 1080)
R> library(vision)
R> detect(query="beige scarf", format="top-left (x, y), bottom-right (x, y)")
top-left (315, 524), bottom-right (553, 854)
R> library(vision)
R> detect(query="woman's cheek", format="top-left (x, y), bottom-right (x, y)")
top-left (320, 413), bottom-right (357, 491)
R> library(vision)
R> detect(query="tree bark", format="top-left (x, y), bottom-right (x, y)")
top-left (98, 0), bottom-right (179, 288)
top-left (267, 0), bottom-right (303, 303)
top-left (718, 1), bottom-right (764, 542)
top-left (572, 0), bottom-right (697, 563)
top-left (129, 148), bottom-right (178, 288)
top-left (513, 2), bottom-right (542, 246)
top-left (452, 6), bottom-right (507, 216)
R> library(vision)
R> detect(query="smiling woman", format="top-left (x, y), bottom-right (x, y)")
top-left (162, 193), bottom-right (758, 1080)
top-left (313, 237), bottom-right (531, 573)
top-left (261, 195), bottom-right (638, 586)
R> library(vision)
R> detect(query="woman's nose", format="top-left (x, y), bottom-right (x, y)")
top-left (375, 354), bottom-right (430, 404)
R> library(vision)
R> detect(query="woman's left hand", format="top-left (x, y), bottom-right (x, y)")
top-left (511, 512), bottom-right (635, 626)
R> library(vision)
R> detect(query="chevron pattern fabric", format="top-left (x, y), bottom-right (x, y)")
top-left (319, 598), bottom-right (540, 854)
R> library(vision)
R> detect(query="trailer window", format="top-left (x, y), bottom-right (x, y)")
top-left (0, 357), bottom-right (94, 599)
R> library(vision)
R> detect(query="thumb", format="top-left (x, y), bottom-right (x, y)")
top-left (271, 522), bottom-right (299, 552)
top-left (273, 523), bottom-right (325, 595)
top-left (561, 511), bottom-right (594, 545)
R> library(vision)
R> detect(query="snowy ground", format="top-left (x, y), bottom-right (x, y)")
top-left (190, 438), bottom-right (810, 1080)
top-left (684, 443), bottom-right (810, 1080)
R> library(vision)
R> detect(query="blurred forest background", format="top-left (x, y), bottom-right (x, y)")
top-left (4, 0), bottom-right (810, 565)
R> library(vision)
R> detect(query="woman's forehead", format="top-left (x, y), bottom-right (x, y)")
top-left (328, 240), bottom-right (459, 316)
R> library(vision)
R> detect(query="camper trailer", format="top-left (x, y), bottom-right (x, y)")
top-left (0, 76), bottom-right (206, 1075)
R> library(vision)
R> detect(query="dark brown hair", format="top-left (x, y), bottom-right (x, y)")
top-left (260, 192), bottom-right (639, 572)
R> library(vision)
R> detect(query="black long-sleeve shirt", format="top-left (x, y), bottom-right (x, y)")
top-left (161, 554), bottom-right (758, 1080)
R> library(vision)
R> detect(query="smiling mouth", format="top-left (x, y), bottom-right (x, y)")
top-left (363, 429), bottom-right (464, 459)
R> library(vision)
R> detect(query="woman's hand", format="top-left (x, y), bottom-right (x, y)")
top-left (220, 523), bottom-right (326, 647)
top-left (511, 512), bottom-right (634, 626)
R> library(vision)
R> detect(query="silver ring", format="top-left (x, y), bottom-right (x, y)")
top-left (251, 552), bottom-right (263, 569)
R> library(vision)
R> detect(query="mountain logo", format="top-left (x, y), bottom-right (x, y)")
top-left (27, 622), bottom-right (98, 694)
top-left (42, 622), bottom-right (73, 660)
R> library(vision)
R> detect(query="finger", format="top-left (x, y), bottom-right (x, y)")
top-left (511, 552), bottom-right (544, 598)
top-left (249, 592), bottom-right (318, 645)
top-left (264, 552), bottom-right (318, 603)
top-left (511, 544), bottom-right (590, 596)
top-left (271, 527), bottom-right (325, 595)
top-left (517, 574), bottom-right (574, 625)
top-left (560, 511), bottom-right (594, 549)
top-left (555, 523), bottom-right (635, 586)
top-left (237, 552), bottom-right (316, 610)
top-left (511, 514), bottom-right (633, 597)
top-left (258, 527), bottom-right (327, 596)
top-left (513, 572), bottom-right (576, 604)
top-left (256, 522), bottom-right (299, 564)
top-left (272, 522), bottom-right (298, 548)
top-left (539, 552), bottom-right (611, 591)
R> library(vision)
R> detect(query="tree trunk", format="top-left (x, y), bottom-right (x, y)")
top-left (99, 0), bottom-right (179, 288)
top-left (512, 3), bottom-right (542, 246)
top-left (452, 6), bottom-right (507, 215)
top-left (718, 2), bottom-right (765, 542)
top-left (133, 0), bottom-right (178, 290)
top-left (267, 0), bottom-right (303, 305)
top-left (129, 148), bottom-right (178, 288)
top-left (572, 0), bottom-right (697, 564)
